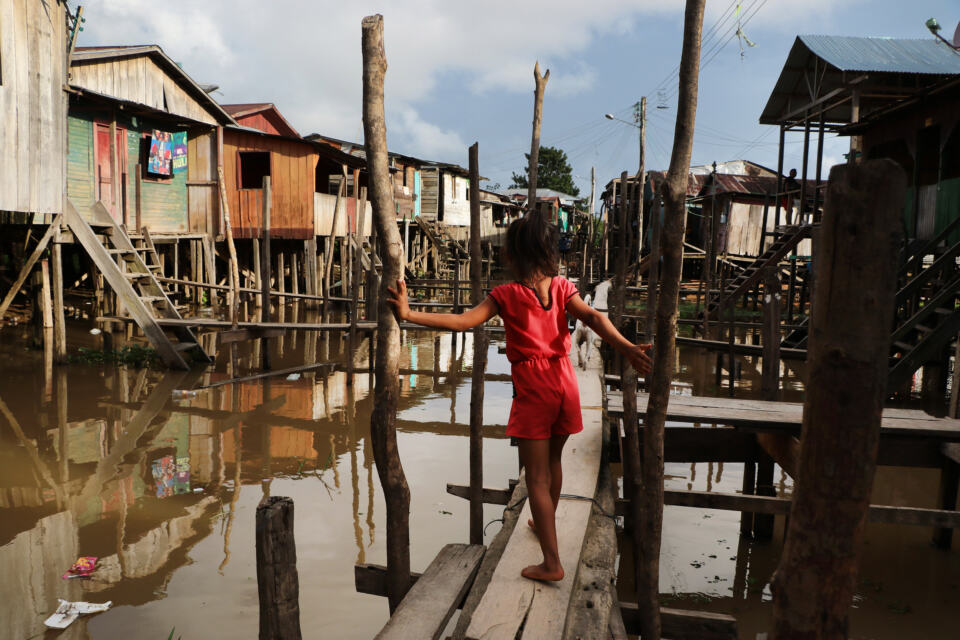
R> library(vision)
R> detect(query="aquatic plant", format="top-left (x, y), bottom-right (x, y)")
top-left (70, 345), bottom-right (160, 368)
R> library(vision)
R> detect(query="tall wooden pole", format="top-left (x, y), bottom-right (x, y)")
top-left (261, 177), bottom-right (273, 370)
top-left (636, 3), bottom-right (705, 638)
top-left (611, 172), bottom-right (629, 327)
top-left (51, 223), bottom-right (67, 363)
top-left (218, 166), bottom-right (241, 328)
top-left (772, 160), bottom-right (905, 639)
top-left (527, 62), bottom-right (549, 215)
top-left (468, 142), bottom-right (487, 545)
top-left (362, 13), bottom-right (411, 613)
top-left (256, 496), bottom-right (302, 640)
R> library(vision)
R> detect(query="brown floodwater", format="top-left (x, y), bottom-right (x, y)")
top-left (0, 304), bottom-right (957, 639)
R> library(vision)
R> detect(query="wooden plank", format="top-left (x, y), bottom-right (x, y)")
top-left (675, 335), bottom-right (807, 360)
top-left (616, 490), bottom-right (960, 529)
top-left (373, 544), bottom-right (485, 640)
top-left (607, 392), bottom-right (960, 441)
top-left (464, 364), bottom-right (603, 640)
top-left (446, 483), bottom-right (511, 505)
top-left (619, 602), bottom-right (738, 640)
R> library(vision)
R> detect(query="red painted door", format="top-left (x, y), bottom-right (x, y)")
top-left (95, 124), bottom-right (127, 221)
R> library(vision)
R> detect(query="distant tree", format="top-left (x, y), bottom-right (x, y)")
top-left (510, 146), bottom-right (580, 197)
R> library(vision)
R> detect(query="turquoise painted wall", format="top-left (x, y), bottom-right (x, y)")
top-left (66, 113), bottom-right (96, 216)
top-left (65, 108), bottom-right (188, 231)
top-left (125, 116), bottom-right (188, 233)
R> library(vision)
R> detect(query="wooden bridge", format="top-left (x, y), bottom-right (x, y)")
top-left (356, 354), bottom-right (739, 639)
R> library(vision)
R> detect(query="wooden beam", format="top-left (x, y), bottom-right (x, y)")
top-left (446, 483), bottom-right (511, 505)
top-left (0, 214), bottom-right (63, 320)
top-left (256, 496), bottom-right (302, 640)
top-left (618, 602), bottom-right (737, 640)
top-left (372, 544), bottom-right (485, 640)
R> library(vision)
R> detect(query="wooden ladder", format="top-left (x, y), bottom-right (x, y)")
top-left (64, 200), bottom-right (209, 370)
top-left (706, 224), bottom-right (811, 320)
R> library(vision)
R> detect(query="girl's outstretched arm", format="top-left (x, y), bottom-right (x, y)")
top-left (387, 279), bottom-right (498, 331)
top-left (565, 293), bottom-right (653, 374)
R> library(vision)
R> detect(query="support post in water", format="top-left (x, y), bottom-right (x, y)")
top-left (256, 496), bottom-right (301, 640)
top-left (261, 176), bottom-right (273, 369)
top-left (761, 267), bottom-right (781, 401)
top-left (771, 160), bottom-right (906, 638)
top-left (362, 13), bottom-right (412, 612)
top-left (527, 62), bottom-right (549, 215)
top-left (468, 142), bottom-right (487, 545)
top-left (638, 3), bottom-right (706, 638)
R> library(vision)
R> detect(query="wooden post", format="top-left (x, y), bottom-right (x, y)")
top-left (217, 167), bottom-right (241, 327)
top-left (135, 164), bottom-right (143, 231)
top-left (51, 222), bottom-right (67, 363)
top-left (362, 13), bottom-right (412, 612)
top-left (256, 496), bottom-right (302, 640)
top-left (646, 193), bottom-right (661, 341)
top-left (761, 268), bottom-right (781, 401)
top-left (261, 177), bottom-right (273, 369)
top-left (324, 171), bottom-right (346, 312)
top-left (40, 259), bottom-right (53, 329)
top-left (771, 160), bottom-right (906, 638)
top-left (203, 235), bottom-right (218, 307)
top-left (0, 214), bottom-right (63, 321)
top-left (468, 142), bottom-right (487, 545)
top-left (277, 253), bottom-right (286, 306)
top-left (527, 62), bottom-right (550, 214)
top-left (636, 96), bottom-right (646, 286)
top-left (611, 172), bottom-right (629, 326)
top-left (253, 238), bottom-right (263, 308)
top-left (290, 251), bottom-right (300, 296)
top-left (636, 3), bottom-right (705, 638)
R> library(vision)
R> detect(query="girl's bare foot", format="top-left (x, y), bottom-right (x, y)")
top-left (521, 562), bottom-right (564, 582)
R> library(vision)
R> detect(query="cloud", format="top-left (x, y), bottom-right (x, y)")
top-left (76, 0), bottom-right (865, 164)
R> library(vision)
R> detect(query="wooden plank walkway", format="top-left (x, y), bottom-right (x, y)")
top-left (463, 362), bottom-right (604, 640)
top-left (98, 315), bottom-right (506, 335)
top-left (607, 391), bottom-right (960, 441)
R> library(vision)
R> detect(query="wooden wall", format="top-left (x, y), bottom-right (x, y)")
top-left (223, 130), bottom-right (315, 239)
top-left (187, 130), bottom-right (218, 235)
top-left (71, 54), bottom-right (219, 126)
top-left (0, 0), bottom-right (66, 215)
top-left (315, 193), bottom-right (372, 237)
top-left (420, 167), bottom-right (440, 219)
top-left (441, 172), bottom-right (471, 226)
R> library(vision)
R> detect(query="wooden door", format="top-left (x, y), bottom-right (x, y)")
top-left (95, 124), bottom-right (128, 221)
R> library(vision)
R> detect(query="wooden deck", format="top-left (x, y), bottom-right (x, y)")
top-left (460, 362), bottom-right (605, 640)
top-left (607, 391), bottom-right (960, 441)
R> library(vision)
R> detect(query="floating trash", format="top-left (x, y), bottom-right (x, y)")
top-left (286, 373), bottom-right (301, 381)
top-left (45, 600), bottom-right (112, 629)
top-left (171, 390), bottom-right (198, 399)
top-left (89, 328), bottom-right (102, 335)
top-left (62, 556), bottom-right (97, 580)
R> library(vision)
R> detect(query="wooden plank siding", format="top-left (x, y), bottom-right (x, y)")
top-left (0, 0), bottom-right (66, 215)
top-left (66, 108), bottom-right (199, 232)
top-left (223, 129), bottom-right (316, 239)
top-left (70, 55), bottom-right (219, 126)
top-left (187, 130), bottom-right (219, 235)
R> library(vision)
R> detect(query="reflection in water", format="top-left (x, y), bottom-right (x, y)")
top-left (0, 308), bottom-right (957, 638)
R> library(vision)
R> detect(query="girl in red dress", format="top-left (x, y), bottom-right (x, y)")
top-left (388, 213), bottom-right (651, 581)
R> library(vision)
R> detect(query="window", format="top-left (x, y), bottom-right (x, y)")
top-left (139, 134), bottom-right (173, 183)
top-left (239, 151), bottom-right (271, 189)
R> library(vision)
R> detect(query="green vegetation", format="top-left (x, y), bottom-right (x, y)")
top-left (70, 345), bottom-right (160, 368)
top-left (509, 146), bottom-right (580, 197)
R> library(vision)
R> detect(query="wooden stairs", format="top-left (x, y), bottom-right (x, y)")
top-left (705, 224), bottom-right (812, 320)
top-left (64, 200), bottom-right (209, 370)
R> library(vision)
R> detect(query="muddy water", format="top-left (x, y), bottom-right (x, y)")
top-left (1, 309), bottom-right (958, 639)
top-left (636, 343), bottom-right (960, 639)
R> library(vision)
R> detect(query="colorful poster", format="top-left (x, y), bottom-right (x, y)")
top-left (172, 132), bottom-right (188, 174)
top-left (151, 455), bottom-right (175, 497)
top-left (147, 130), bottom-right (172, 176)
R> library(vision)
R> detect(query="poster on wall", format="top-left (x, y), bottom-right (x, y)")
top-left (172, 132), bottom-right (188, 174)
top-left (147, 130), bottom-right (172, 175)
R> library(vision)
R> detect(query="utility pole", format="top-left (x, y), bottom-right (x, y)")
top-left (637, 97), bottom-right (647, 285)
top-left (588, 166), bottom-right (597, 284)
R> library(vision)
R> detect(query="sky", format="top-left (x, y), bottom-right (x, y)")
top-left (76, 0), bottom-right (959, 202)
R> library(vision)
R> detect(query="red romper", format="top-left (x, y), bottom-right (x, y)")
top-left (489, 276), bottom-right (583, 439)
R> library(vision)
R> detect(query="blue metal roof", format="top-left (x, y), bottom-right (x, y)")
top-left (799, 35), bottom-right (960, 75)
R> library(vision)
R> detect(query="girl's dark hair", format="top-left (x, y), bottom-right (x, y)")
top-left (505, 211), bottom-right (559, 282)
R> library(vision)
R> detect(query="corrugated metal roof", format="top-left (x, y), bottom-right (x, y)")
top-left (800, 35), bottom-right (960, 75)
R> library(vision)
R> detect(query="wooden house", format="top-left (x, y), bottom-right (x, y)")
top-left (0, 0), bottom-right (69, 220)
top-left (66, 45), bottom-right (235, 233)
top-left (221, 104), bottom-right (366, 244)
top-left (845, 75), bottom-right (960, 242)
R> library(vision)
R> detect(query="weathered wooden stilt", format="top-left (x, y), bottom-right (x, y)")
top-left (256, 496), bottom-right (302, 640)
top-left (261, 177), bottom-right (273, 370)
